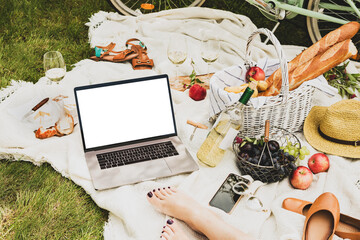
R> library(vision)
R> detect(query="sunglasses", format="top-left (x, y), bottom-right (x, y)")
top-left (232, 180), bottom-right (268, 212)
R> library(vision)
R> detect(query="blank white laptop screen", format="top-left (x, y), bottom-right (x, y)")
top-left (76, 77), bottom-right (176, 150)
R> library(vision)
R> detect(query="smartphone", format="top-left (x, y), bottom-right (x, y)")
top-left (209, 173), bottom-right (250, 213)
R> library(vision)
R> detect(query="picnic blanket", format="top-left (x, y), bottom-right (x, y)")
top-left (1, 7), bottom-right (360, 240)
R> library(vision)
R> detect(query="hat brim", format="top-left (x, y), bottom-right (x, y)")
top-left (304, 106), bottom-right (360, 159)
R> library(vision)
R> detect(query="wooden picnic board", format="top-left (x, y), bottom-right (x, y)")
top-left (169, 73), bottom-right (213, 91)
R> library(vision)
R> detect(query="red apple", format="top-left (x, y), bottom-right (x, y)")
top-left (189, 84), bottom-right (206, 101)
top-left (246, 66), bottom-right (265, 82)
top-left (308, 153), bottom-right (329, 174)
top-left (290, 166), bottom-right (313, 190)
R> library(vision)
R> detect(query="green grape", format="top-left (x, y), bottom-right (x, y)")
top-left (294, 149), bottom-right (299, 156)
top-left (300, 149), bottom-right (306, 155)
top-left (289, 149), bottom-right (295, 156)
top-left (304, 147), bottom-right (310, 155)
top-left (284, 138), bottom-right (305, 159)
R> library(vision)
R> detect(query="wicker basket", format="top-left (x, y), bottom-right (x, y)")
top-left (243, 28), bottom-right (315, 135)
top-left (233, 126), bottom-right (301, 183)
top-left (210, 28), bottom-right (315, 136)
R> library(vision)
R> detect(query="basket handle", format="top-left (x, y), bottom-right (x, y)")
top-left (244, 28), bottom-right (289, 102)
top-left (264, 120), bottom-right (270, 142)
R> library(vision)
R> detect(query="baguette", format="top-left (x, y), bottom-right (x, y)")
top-left (265, 21), bottom-right (360, 91)
top-left (262, 39), bottom-right (358, 96)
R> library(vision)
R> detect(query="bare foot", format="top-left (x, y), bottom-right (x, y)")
top-left (160, 219), bottom-right (190, 240)
top-left (146, 187), bottom-right (206, 231)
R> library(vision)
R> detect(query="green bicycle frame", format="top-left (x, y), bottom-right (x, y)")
top-left (249, 0), bottom-right (360, 25)
top-left (274, 0), bottom-right (347, 24)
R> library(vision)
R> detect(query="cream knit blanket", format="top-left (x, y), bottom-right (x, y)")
top-left (1, 8), bottom-right (359, 240)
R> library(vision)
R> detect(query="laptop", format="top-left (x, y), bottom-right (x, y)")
top-left (74, 74), bottom-right (199, 190)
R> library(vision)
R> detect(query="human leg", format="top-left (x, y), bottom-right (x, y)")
top-left (147, 187), bottom-right (255, 240)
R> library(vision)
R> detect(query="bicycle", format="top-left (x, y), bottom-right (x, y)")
top-left (107, 0), bottom-right (205, 16)
top-left (107, 0), bottom-right (359, 49)
top-left (247, 0), bottom-right (360, 47)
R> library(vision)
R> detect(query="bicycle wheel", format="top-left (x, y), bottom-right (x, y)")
top-left (307, 0), bottom-right (360, 48)
top-left (108, 0), bottom-right (206, 16)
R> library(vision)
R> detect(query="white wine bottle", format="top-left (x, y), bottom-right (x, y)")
top-left (197, 81), bottom-right (257, 167)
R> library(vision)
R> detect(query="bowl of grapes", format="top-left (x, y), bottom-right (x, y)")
top-left (232, 125), bottom-right (303, 183)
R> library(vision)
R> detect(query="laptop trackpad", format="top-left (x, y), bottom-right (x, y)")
top-left (121, 159), bottom-right (172, 182)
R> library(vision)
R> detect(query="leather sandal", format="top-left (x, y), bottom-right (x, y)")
top-left (90, 42), bottom-right (139, 62)
top-left (283, 196), bottom-right (360, 240)
top-left (126, 38), bottom-right (154, 70)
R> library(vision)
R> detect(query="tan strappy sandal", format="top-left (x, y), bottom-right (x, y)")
top-left (126, 38), bottom-right (154, 70)
top-left (90, 42), bottom-right (139, 62)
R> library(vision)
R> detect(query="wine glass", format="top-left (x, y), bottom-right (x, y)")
top-left (201, 38), bottom-right (220, 79)
top-left (167, 35), bottom-right (187, 83)
top-left (43, 51), bottom-right (66, 83)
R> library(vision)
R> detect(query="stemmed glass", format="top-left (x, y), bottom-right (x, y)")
top-left (43, 51), bottom-right (66, 83)
top-left (201, 38), bottom-right (220, 79)
top-left (167, 35), bottom-right (187, 83)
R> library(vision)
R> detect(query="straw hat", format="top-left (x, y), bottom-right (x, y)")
top-left (304, 99), bottom-right (360, 159)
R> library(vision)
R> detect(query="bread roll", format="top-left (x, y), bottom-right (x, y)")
top-left (55, 114), bottom-right (74, 136)
top-left (224, 84), bottom-right (259, 97)
top-left (265, 21), bottom-right (360, 90)
top-left (261, 39), bottom-right (357, 96)
top-left (257, 81), bottom-right (268, 91)
top-left (224, 84), bottom-right (248, 93)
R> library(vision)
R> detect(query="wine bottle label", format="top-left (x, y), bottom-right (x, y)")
top-left (239, 81), bottom-right (257, 105)
top-left (239, 87), bottom-right (254, 105)
top-left (219, 127), bottom-right (238, 150)
top-left (213, 112), bottom-right (230, 135)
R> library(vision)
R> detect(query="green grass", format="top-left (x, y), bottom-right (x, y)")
top-left (0, 160), bottom-right (108, 239)
top-left (0, 0), bottom-right (312, 88)
top-left (0, 0), bottom-right (312, 239)
top-left (0, 0), bottom-right (114, 88)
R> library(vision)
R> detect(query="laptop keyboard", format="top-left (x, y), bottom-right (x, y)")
top-left (96, 141), bottom-right (179, 170)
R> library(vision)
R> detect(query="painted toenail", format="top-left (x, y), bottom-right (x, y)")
top-left (163, 226), bottom-right (165, 228)
top-left (161, 231), bottom-right (164, 233)
top-left (167, 219), bottom-right (174, 225)
top-left (163, 187), bottom-right (165, 189)
top-left (153, 189), bottom-right (156, 192)
top-left (168, 186), bottom-right (171, 189)
top-left (147, 191), bottom-right (153, 198)
top-left (158, 188), bottom-right (160, 191)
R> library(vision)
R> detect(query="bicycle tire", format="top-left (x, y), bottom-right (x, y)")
top-left (306, 0), bottom-right (360, 49)
top-left (108, 0), bottom-right (206, 16)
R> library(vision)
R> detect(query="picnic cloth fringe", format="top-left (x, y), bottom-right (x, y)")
top-left (1, 7), bottom-right (360, 240)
